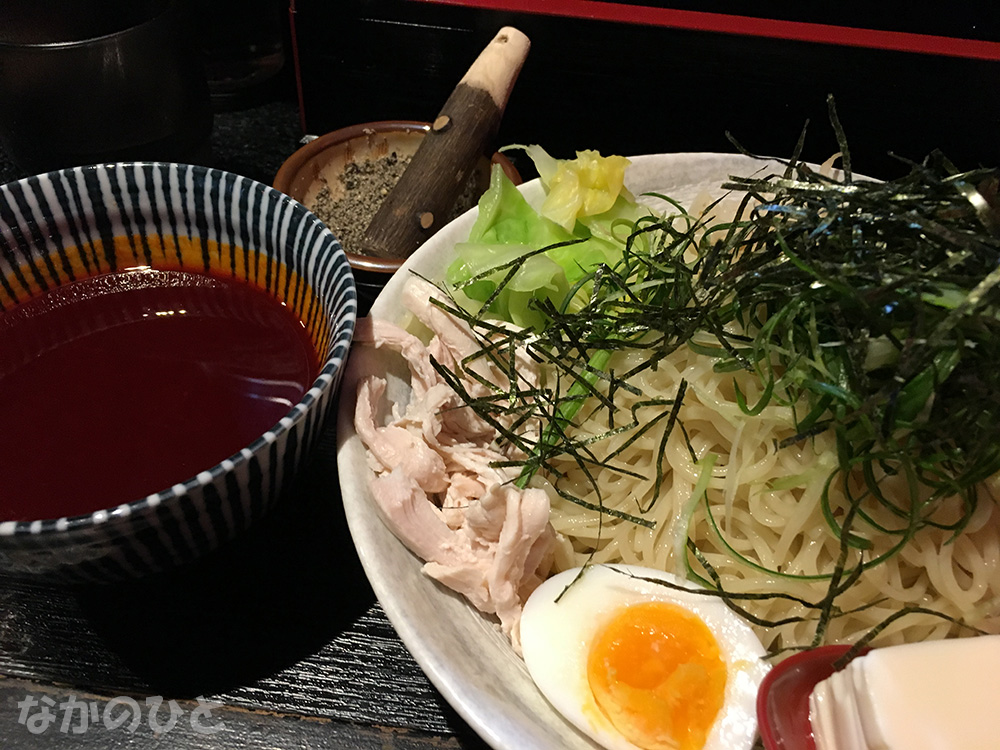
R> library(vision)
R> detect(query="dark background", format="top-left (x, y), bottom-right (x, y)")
top-left (2, 0), bottom-right (996, 183)
top-left (294, 0), bottom-right (1000, 180)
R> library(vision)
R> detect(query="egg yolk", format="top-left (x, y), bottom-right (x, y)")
top-left (587, 601), bottom-right (727, 750)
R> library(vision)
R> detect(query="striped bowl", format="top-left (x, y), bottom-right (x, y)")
top-left (0, 162), bottom-right (356, 581)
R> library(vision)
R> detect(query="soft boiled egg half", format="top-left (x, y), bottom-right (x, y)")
top-left (520, 564), bottom-right (770, 750)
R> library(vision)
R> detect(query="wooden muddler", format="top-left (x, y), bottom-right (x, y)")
top-left (359, 27), bottom-right (530, 260)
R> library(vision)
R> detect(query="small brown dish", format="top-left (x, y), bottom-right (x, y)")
top-left (273, 120), bottom-right (521, 315)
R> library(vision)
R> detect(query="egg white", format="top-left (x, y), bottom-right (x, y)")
top-left (520, 564), bottom-right (771, 750)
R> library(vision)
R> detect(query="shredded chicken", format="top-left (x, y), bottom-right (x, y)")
top-left (354, 278), bottom-right (554, 651)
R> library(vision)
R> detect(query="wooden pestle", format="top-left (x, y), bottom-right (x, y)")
top-left (358, 27), bottom-right (530, 261)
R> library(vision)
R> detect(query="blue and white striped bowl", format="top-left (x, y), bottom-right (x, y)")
top-left (0, 162), bottom-right (356, 581)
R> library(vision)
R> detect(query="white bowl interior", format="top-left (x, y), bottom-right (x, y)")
top-left (336, 153), bottom-right (775, 749)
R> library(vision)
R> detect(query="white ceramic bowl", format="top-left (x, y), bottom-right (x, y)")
top-left (336, 153), bottom-right (776, 749)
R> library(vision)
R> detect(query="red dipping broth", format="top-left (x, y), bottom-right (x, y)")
top-left (0, 265), bottom-right (320, 522)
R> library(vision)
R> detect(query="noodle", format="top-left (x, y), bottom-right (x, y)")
top-left (541, 335), bottom-right (1000, 651)
top-left (364, 150), bottom-right (1000, 658)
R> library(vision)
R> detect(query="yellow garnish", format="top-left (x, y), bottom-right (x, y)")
top-left (540, 150), bottom-right (631, 231)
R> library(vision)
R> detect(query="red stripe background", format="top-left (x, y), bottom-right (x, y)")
top-left (411, 0), bottom-right (1000, 61)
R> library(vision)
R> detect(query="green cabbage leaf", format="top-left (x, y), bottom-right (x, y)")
top-left (446, 146), bottom-right (649, 329)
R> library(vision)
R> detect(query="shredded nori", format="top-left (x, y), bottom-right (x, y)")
top-left (426, 103), bottom-right (1000, 648)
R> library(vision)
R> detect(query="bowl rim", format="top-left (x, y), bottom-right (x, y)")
top-left (0, 161), bottom-right (357, 538)
top-left (0, 0), bottom-right (182, 50)
top-left (755, 643), bottom-right (871, 750)
top-left (273, 119), bottom-right (523, 276)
